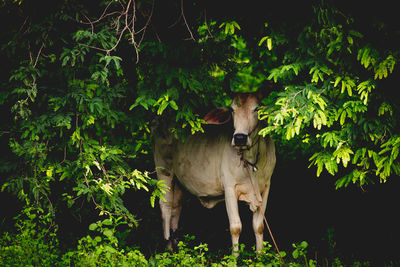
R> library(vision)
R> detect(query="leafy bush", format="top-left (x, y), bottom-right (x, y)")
top-left (0, 206), bottom-right (59, 267)
top-left (61, 234), bottom-right (148, 267)
top-left (60, 217), bottom-right (148, 266)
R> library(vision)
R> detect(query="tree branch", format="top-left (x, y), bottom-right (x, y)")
top-left (77, 0), bottom-right (154, 62)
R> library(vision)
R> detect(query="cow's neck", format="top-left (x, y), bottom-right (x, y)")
top-left (241, 125), bottom-right (261, 170)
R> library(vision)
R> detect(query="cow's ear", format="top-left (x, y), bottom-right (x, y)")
top-left (203, 107), bottom-right (231, 125)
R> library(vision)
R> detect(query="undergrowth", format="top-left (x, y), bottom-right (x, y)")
top-left (0, 208), bottom-right (385, 267)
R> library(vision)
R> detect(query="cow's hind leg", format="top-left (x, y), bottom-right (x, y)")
top-left (158, 169), bottom-right (174, 249)
top-left (253, 182), bottom-right (271, 251)
top-left (170, 179), bottom-right (183, 248)
top-left (158, 169), bottom-right (183, 250)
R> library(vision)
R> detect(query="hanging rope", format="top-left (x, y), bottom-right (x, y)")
top-left (240, 151), bottom-right (287, 267)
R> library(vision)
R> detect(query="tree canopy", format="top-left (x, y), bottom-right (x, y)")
top-left (1, 0), bottom-right (399, 263)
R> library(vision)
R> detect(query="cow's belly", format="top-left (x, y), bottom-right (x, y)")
top-left (173, 153), bottom-right (224, 197)
top-left (172, 136), bottom-right (228, 197)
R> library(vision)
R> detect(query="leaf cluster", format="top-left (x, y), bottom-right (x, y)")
top-left (257, 1), bottom-right (400, 188)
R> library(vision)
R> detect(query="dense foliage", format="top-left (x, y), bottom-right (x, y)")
top-left (1, 0), bottom-right (399, 265)
top-left (259, 5), bottom-right (400, 189)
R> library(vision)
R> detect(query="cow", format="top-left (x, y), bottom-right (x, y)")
top-left (152, 92), bottom-right (276, 254)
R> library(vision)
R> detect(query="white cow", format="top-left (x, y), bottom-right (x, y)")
top-left (153, 92), bottom-right (276, 253)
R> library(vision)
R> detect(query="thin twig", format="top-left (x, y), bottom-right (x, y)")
top-left (137, 0), bottom-right (154, 46)
top-left (180, 0), bottom-right (195, 41)
top-left (100, 163), bottom-right (111, 184)
top-left (100, 0), bottom-right (132, 55)
top-left (77, 0), bottom-right (155, 63)
top-left (44, 192), bottom-right (54, 215)
top-left (79, 1), bottom-right (117, 25)
top-left (107, 25), bottom-right (127, 55)
top-left (151, 25), bottom-right (162, 43)
top-left (33, 36), bottom-right (47, 67)
top-left (124, 0), bottom-right (131, 33)
top-left (77, 42), bottom-right (108, 53)
top-left (83, 168), bottom-right (100, 209)
top-left (168, 13), bottom-right (182, 28)
top-left (28, 41), bottom-right (33, 63)
top-left (19, 16), bottom-right (29, 33)
top-left (60, 145), bottom-right (67, 164)
top-left (204, 9), bottom-right (213, 38)
top-left (131, 0), bottom-right (136, 42)
top-left (81, 12), bottom-right (95, 34)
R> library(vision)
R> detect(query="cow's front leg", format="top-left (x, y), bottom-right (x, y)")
top-left (225, 187), bottom-right (242, 255)
top-left (253, 182), bottom-right (271, 251)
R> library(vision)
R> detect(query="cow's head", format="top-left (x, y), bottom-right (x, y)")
top-left (204, 92), bottom-right (262, 150)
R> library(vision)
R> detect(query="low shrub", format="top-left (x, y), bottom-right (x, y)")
top-left (60, 218), bottom-right (148, 266)
top-left (0, 206), bottom-right (59, 267)
top-left (0, 213), bottom-right (383, 266)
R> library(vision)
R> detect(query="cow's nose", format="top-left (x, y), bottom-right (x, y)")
top-left (233, 134), bottom-right (248, 147)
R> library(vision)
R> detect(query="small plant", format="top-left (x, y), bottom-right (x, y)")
top-left (0, 205), bottom-right (59, 267)
top-left (253, 242), bottom-right (287, 267)
top-left (292, 241), bottom-right (317, 267)
top-left (150, 235), bottom-right (211, 266)
top-left (61, 216), bottom-right (148, 266)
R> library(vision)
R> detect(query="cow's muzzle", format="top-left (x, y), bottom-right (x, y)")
top-left (233, 133), bottom-right (248, 148)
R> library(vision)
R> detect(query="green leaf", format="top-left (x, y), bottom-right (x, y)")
top-left (60, 171), bottom-right (69, 182)
top-left (62, 55), bottom-right (70, 67)
top-left (103, 229), bottom-right (113, 238)
top-left (300, 241), bottom-right (308, 249)
top-left (169, 100), bottom-right (178, 110)
top-left (347, 35), bottom-right (353, 45)
top-left (267, 37), bottom-right (272, 50)
top-left (340, 110), bottom-right (346, 125)
top-left (333, 76), bottom-right (341, 87)
top-left (102, 219), bottom-right (113, 225)
top-left (349, 30), bottom-right (363, 38)
top-left (325, 160), bottom-right (338, 175)
top-left (89, 223), bottom-right (98, 231)
top-left (157, 101), bottom-right (169, 115)
top-left (258, 36), bottom-right (268, 46)
top-left (46, 167), bottom-right (53, 177)
top-left (292, 249), bottom-right (299, 259)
